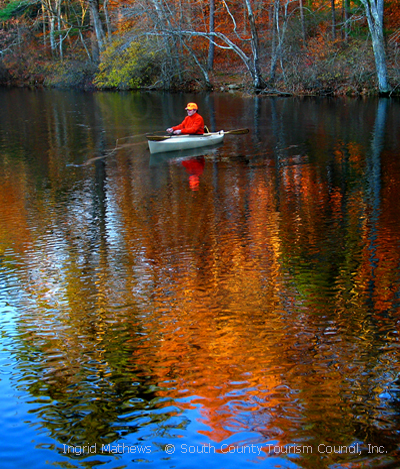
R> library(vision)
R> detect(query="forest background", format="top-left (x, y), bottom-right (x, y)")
top-left (0, 0), bottom-right (399, 96)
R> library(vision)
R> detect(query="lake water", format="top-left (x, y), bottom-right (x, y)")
top-left (1, 88), bottom-right (400, 469)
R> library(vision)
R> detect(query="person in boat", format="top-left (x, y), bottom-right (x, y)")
top-left (166, 103), bottom-right (205, 135)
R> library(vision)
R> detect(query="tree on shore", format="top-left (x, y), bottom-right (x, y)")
top-left (359, 0), bottom-right (390, 94)
top-left (207, 0), bottom-right (215, 71)
top-left (88, 0), bottom-right (106, 63)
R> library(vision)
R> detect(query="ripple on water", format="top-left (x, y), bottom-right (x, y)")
top-left (1, 94), bottom-right (400, 469)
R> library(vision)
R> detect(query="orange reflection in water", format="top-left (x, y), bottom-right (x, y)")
top-left (181, 156), bottom-right (205, 191)
top-left (114, 142), bottom-right (400, 451)
top-left (0, 170), bottom-right (32, 255)
top-left (2, 127), bottom-right (400, 467)
top-left (118, 156), bottom-right (309, 448)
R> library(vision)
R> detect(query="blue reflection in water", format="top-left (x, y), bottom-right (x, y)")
top-left (0, 91), bottom-right (400, 469)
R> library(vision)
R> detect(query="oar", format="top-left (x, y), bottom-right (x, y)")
top-left (223, 128), bottom-right (249, 135)
top-left (146, 128), bottom-right (249, 141)
top-left (146, 135), bottom-right (172, 141)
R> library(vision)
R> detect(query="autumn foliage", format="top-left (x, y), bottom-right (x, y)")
top-left (0, 0), bottom-right (399, 94)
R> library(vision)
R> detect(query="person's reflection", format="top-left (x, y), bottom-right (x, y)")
top-left (181, 156), bottom-right (205, 191)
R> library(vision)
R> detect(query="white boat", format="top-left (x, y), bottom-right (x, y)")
top-left (147, 131), bottom-right (225, 154)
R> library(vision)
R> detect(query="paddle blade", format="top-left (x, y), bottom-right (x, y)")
top-left (146, 135), bottom-right (171, 141)
top-left (224, 128), bottom-right (249, 135)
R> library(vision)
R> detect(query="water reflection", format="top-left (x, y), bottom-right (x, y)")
top-left (0, 91), bottom-right (400, 468)
top-left (149, 144), bottom-right (222, 192)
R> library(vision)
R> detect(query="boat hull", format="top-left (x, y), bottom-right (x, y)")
top-left (148, 132), bottom-right (224, 154)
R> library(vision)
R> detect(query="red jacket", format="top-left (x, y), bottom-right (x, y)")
top-left (172, 113), bottom-right (204, 135)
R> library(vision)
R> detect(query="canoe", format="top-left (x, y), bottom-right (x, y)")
top-left (147, 131), bottom-right (224, 154)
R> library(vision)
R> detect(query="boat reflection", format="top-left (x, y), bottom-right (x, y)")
top-left (149, 142), bottom-right (222, 190)
top-left (149, 141), bottom-right (223, 166)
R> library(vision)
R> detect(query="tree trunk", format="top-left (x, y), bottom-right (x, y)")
top-left (42, 2), bottom-right (47, 47)
top-left (103, 0), bottom-right (112, 40)
top-left (183, 41), bottom-right (212, 89)
top-left (270, 0), bottom-right (280, 82)
top-left (299, 0), bottom-right (306, 43)
top-left (360, 0), bottom-right (390, 94)
top-left (244, 0), bottom-right (265, 89)
top-left (88, 0), bottom-right (105, 63)
top-left (331, 0), bottom-right (336, 40)
top-left (49, 14), bottom-right (56, 54)
top-left (343, 0), bottom-right (349, 42)
top-left (41, 0), bottom-right (57, 55)
top-left (57, 0), bottom-right (63, 60)
top-left (207, 0), bottom-right (215, 71)
top-left (150, 0), bottom-right (182, 86)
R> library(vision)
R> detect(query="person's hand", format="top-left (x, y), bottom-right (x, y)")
top-left (174, 130), bottom-right (182, 135)
top-left (166, 128), bottom-right (173, 133)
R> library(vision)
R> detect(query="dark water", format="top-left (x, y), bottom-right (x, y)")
top-left (1, 89), bottom-right (400, 469)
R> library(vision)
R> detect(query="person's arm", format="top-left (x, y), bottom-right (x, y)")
top-left (167, 117), bottom-right (188, 134)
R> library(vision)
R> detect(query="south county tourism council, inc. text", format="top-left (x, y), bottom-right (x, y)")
top-left (61, 443), bottom-right (387, 456)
